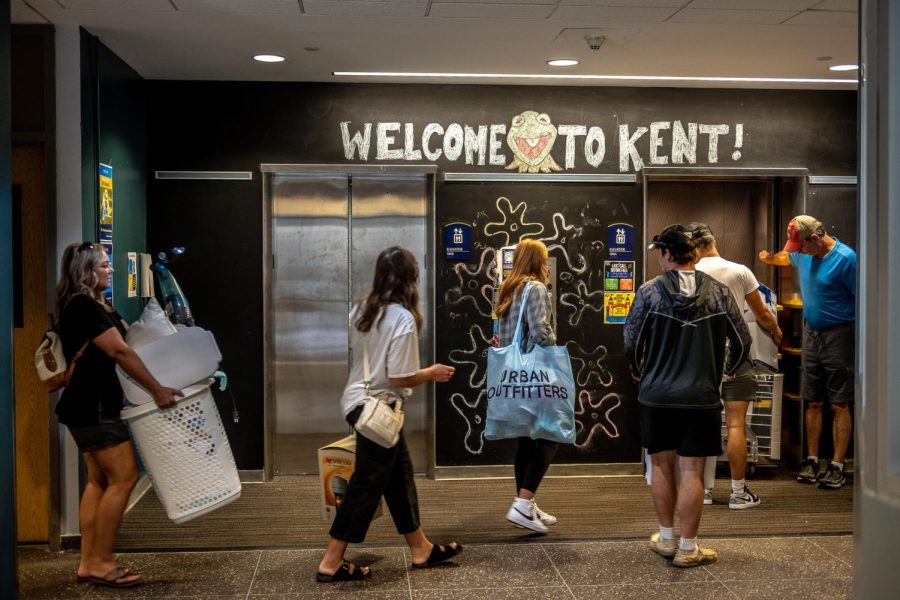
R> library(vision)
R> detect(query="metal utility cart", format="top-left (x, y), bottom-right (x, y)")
top-left (719, 372), bottom-right (784, 477)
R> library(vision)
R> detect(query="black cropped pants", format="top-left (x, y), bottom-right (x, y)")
top-left (514, 437), bottom-right (559, 494)
top-left (328, 406), bottom-right (421, 544)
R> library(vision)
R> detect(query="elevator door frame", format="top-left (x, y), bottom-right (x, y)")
top-left (641, 167), bottom-right (809, 287)
top-left (261, 164), bottom-right (438, 482)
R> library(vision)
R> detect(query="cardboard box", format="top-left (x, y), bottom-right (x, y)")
top-left (317, 434), bottom-right (383, 522)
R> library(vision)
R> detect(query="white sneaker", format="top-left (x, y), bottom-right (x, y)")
top-left (703, 489), bottom-right (713, 505)
top-left (506, 500), bottom-right (548, 534)
top-left (532, 501), bottom-right (557, 526)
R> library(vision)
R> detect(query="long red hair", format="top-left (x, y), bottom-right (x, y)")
top-left (494, 239), bottom-right (549, 318)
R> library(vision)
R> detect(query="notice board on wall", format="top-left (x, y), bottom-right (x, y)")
top-left (434, 181), bottom-right (643, 467)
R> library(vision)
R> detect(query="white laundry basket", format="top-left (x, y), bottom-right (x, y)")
top-left (121, 381), bottom-right (241, 524)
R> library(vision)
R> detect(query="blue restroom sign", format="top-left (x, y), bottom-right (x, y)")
top-left (607, 223), bottom-right (634, 260)
top-left (444, 223), bottom-right (472, 260)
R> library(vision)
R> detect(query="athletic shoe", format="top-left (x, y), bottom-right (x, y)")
top-left (649, 532), bottom-right (677, 558)
top-left (797, 459), bottom-right (820, 484)
top-left (818, 464), bottom-right (846, 490)
top-left (703, 489), bottom-right (713, 505)
top-left (673, 545), bottom-right (717, 568)
top-left (729, 486), bottom-right (761, 509)
top-left (506, 501), bottom-right (548, 534)
top-left (532, 502), bottom-right (557, 526)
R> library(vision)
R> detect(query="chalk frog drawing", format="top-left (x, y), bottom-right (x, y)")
top-left (505, 111), bottom-right (563, 173)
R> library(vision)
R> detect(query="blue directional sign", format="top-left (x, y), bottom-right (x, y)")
top-left (444, 223), bottom-right (472, 261)
top-left (607, 223), bottom-right (634, 260)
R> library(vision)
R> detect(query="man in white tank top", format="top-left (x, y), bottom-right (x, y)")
top-left (690, 223), bottom-right (782, 510)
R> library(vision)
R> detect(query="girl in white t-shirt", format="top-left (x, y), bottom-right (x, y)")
top-left (317, 247), bottom-right (461, 582)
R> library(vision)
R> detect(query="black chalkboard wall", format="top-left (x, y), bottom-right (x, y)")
top-left (145, 82), bottom-right (857, 469)
top-left (435, 182), bottom-right (641, 465)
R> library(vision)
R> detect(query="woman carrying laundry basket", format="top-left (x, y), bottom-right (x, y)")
top-left (316, 246), bottom-right (462, 582)
top-left (54, 242), bottom-right (183, 588)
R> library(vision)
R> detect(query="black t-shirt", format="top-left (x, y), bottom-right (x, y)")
top-left (56, 294), bottom-right (127, 426)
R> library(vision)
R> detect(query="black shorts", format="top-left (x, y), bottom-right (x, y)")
top-left (802, 322), bottom-right (854, 405)
top-left (67, 419), bottom-right (132, 452)
top-left (641, 405), bottom-right (722, 457)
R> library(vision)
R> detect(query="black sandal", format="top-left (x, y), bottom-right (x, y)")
top-left (411, 542), bottom-right (463, 569)
top-left (316, 561), bottom-right (371, 583)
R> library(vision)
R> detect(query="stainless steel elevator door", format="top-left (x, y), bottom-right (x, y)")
top-left (271, 172), bottom-right (431, 474)
top-left (350, 175), bottom-right (430, 436)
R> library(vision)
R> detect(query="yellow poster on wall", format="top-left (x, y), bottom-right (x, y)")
top-left (604, 292), bottom-right (634, 325)
top-left (98, 163), bottom-right (114, 302)
top-left (99, 164), bottom-right (113, 225)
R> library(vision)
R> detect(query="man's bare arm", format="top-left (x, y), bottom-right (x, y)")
top-left (759, 249), bottom-right (791, 267)
top-left (745, 291), bottom-right (783, 345)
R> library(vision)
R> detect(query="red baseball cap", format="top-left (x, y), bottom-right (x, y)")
top-left (784, 215), bottom-right (821, 253)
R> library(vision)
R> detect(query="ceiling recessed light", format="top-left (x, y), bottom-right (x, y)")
top-left (253, 54), bottom-right (285, 63)
top-left (548, 59), bottom-right (579, 67)
top-left (829, 64), bottom-right (858, 71)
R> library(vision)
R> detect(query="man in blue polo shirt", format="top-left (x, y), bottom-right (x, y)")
top-left (760, 215), bottom-right (856, 490)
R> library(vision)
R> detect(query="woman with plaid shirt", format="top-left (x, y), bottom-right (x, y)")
top-left (493, 239), bottom-right (558, 534)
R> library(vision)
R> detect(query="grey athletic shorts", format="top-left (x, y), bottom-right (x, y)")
top-left (802, 322), bottom-right (855, 405)
top-left (722, 359), bottom-right (757, 401)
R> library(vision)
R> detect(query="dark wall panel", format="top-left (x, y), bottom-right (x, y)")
top-left (435, 181), bottom-right (641, 465)
top-left (147, 179), bottom-right (262, 468)
top-left (146, 82), bottom-right (857, 470)
top-left (94, 40), bottom-right (147, 323)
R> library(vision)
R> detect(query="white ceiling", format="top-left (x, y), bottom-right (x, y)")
top-left (12, 0), bottom-right (859, 88)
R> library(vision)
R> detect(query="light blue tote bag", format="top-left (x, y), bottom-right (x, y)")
top-left (485, 282), bottom-right (576, 444)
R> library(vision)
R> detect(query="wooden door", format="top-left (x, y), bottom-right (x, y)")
top-left (13, 144), bottom-right (49, 542)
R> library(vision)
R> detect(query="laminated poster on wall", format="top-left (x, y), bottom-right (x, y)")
top-left (99, 163), bottom-right (114, 302)
top-left (604, 292), bottom-right (634, 325)
top-left (127, 252), bottom-right (137, 298)
top-left (603, 260), bottom-right (635, 292)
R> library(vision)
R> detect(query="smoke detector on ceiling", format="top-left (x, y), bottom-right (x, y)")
top-left (585, 35), bottom-right (605, 51)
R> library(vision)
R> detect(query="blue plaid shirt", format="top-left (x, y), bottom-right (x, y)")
top-left (497, 281), bottom-right (556, 352)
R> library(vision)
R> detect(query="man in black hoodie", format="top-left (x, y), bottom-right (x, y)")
top-left (624, 224), bottom-right (751, 568)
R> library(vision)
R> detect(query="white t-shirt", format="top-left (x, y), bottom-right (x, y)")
top-left (696, 255), bottom-right (759, 313)
top-left (340, 302), bottom-right (420, 416)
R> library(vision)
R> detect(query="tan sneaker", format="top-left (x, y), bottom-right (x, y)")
top-left (673, 545), bottom-right (717, 568)
top-left (649, 532), bottom-right (677, 558)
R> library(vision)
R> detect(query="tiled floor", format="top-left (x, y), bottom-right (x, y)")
top-left (17, 535), bottom-right (852, 599)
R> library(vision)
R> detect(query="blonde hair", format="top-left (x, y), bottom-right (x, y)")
top-left (494, 239), bottom-right (548, 318)
top-left (55, 242), bottom-right (105, 315)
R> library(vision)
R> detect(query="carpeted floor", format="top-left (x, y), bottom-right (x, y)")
top-left (116, 467), bottom-right (852, 552)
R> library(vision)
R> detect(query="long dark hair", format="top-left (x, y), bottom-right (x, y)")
top-left (356, 246), bottom-right (423, 333)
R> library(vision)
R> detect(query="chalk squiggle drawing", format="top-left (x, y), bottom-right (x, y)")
top-left (536, 213), bottom-right (589, 275)
top-left (559, 280), bottom-right (605, 326)
top-left (448, 324), bottom-right (492, 389)
top-left (565, 341), bottom-right (614, 388)
top-left (443, 247), bottom-right (497, 318)
top-left (483, 197), bottom-right (544, 247)
top-left (450, 390), bottom-right (486, 455)
top-left (574, 391), bottom-right (623, 449)
top-left (539, 212), bottom-right (582, 244)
